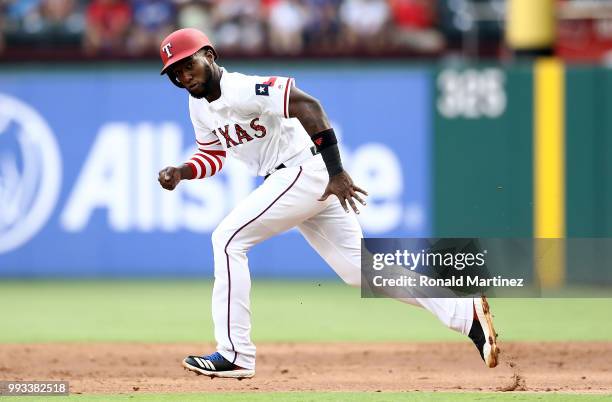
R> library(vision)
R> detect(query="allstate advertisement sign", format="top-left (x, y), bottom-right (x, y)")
top-left (0, 94), bottom-right (62, 253)
top-left (0, 66), bottom-right (431, 277)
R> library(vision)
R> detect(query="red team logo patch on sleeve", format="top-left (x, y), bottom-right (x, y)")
top-left (262, 77), bottom-right (277, 86)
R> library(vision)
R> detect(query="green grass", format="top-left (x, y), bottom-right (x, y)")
top-left (0, 280), bottom-right (611, 343)
top-left (4, 392), bottom-right (612, 401)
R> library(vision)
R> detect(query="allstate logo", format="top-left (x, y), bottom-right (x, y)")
top-left (0, 94), bottom-right (62, 254)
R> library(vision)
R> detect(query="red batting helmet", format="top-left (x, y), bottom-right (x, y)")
top-left (159, 28), bottom-right (217, 86)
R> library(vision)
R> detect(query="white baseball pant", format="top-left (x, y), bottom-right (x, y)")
top-left (210, 154), bottom-right (474, 369)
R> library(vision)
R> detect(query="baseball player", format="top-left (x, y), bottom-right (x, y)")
top-left (157, 28), bottom-right (499, 379)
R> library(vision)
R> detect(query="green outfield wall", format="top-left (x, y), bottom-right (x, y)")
top-left (434, 61), bottom-right (612, 238)
top-left (433, 63), bottom-right (534, 237)
top-left (565, 66), bottom-right (612, 238)
top-left (433, 61), bottom-right (612, 285)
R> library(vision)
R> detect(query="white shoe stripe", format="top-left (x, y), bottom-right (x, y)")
top-left (191, 356), bottom-right (221, 371)
top-left (194, 357), bottom-right (206, 368)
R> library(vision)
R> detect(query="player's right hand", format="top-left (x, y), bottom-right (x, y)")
top-left (158, 166), bottom-right (182, 191)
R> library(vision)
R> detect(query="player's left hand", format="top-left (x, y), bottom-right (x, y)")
top-left (318, 171), bottom-right (368, 214)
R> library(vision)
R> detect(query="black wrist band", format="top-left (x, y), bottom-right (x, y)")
top-left (320, 143), bottom-right (344, 177)
top-left (311, 128), bottom-right (337, 151)
top-left (312, 128), bottom-right (343, 176)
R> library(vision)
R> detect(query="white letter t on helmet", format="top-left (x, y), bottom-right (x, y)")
top-left (162, 43), bottom-right (173, 58)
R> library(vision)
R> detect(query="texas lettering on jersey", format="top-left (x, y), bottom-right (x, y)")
top-left (213, 118), bottom-right (267, 149)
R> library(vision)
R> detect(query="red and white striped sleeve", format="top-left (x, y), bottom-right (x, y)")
top-left (185, 136), bottom-right (226, 180)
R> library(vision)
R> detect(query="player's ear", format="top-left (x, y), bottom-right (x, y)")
top-left (203, 47), bottom-right (216, 63)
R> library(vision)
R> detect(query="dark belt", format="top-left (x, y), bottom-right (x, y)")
top-left (264, 146), bottom-right (318, 180)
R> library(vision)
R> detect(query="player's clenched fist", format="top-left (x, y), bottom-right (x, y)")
top-left (158, 166), bottom-right (182, 191)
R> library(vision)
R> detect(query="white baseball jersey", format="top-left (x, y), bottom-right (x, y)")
top-left (185, 68), bottom-right (312, 178)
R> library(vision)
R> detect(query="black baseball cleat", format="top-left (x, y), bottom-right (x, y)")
top-left (469, 296), bottom-right (500, 368)
top-left (182, 352), bottom-right (255, 378)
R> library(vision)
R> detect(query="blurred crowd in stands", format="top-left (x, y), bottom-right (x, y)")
top-left (0, 0), bottom-right (611, 60)
top-left (0, 0), bottom-right (474, 58)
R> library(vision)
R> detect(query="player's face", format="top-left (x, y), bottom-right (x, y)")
top-left (171, 52), bottom-right (215, 99)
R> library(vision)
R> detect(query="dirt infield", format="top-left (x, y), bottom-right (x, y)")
top-left (0, 342), bottom-right (611, 394)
